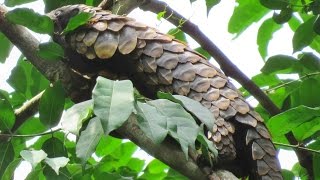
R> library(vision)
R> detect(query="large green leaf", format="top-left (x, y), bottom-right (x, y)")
top-left (257, 18), bottom-right (282, 60)
top-left (39, 82), bottom-right (65, 128)
top-left (0, 33), bottom-right (13, 63)
top-left (6, 8), bottom-right (53, 34)
top-left (92, 77), bottom-right (134, 134)
top-left (76, 117), bottom-right (103, 164)
top-left (136, 102), bottom-right (168, 144)
top-left (292, 117), bottom-right (320, 141)
top-left (2, 158), bottom-right (22, 180)
top-left (314, 154), bottom-right (320, 179)
top-left (292, 16), bottom-right (317, 52)
top-left (173, 95), bottom-right (215, 131)
top-left (228, 0), bottom-right (269, 35)
top-left (44, 157), bottom-right (69, 175)
top-left (0, 98), bottom-right (15, 131)
top-left (290, 78), bottom-right (320, 107)
top-left (63, 12), bottom-right (93, 34)
top-left (20, 150), bottom-right (47, 168)
top-left (268, 106), bottom-right (320, 137)
top-left (147, 99), bottom-right (199, 158)
top-left (0, 142), bottom-right (14, 179)
top-left (259, 0), bottom-right (289, 10)
top-left (272, 7), bottom-right (293, 24)
top-left (206, 0), bottom-right (220, 15)
top-left (4, 0), bottom-right (37, 6)
top-left (16, 117), bottom-right (47, 135)
top-left (95, 136), bottom-right (122, 157)
top-left (61, 100), bottom-right (93, 135)
top-left (109, 142), bottom-right (137, 167)
top-left (42, 137), bottom-right (68, 158)
top-left (167, 28), bottom-right (187, 43)
top-left (37, 42), bottom-right (64, 61)
top-left (7, 59), bottom-right (30, 98)
top-left (261, 55), bottom-right (299, 74)
top-left (299, 53), bottom-right (320, 72)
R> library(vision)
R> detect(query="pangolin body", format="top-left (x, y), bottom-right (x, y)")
top-left (48, 5), bottom-right (282, 179)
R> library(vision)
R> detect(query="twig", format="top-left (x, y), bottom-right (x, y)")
top-left (274, 142), bottom-right (320, 154)
top-left (0, 128), bottom-right (61, 138)
top-left (265, 72), bottom-right (320, 93)
top-left (139, 0), bottom-right (314, 178)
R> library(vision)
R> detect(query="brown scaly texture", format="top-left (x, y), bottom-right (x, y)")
top-left (48, 4), bottom-right (282, 180)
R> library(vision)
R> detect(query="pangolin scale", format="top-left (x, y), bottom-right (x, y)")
top-left (48, 4), bottom-right (282, 180)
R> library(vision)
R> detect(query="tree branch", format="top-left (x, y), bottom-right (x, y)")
top-left (138, 0), bottom-right (314, 177)
top-left (0, 5), bottom-right (221, 180)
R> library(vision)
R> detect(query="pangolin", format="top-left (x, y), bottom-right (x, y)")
top-left (47, 4), bottom-right (282, 179)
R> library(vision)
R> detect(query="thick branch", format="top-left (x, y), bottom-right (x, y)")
top-left (118, 116), bottom-right (208, 180)
top-left (0, 5), bottom-right (214, 179)
top-left (12, 91), bottom-right (44, 132)
top-left (139, 0), bottom-right (314, 177)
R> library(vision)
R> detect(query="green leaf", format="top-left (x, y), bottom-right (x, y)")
top-left (313, 154), bottom-right (320, 179)
top-left (4, 0), bottom-right (36, 6)
top-left (0, 98), bottom-right (15, 131)
top-left (273, 7), bottom-right (293, 24)
top-left (228, 0), bottom-right (269, 35)
top-left (7, 59), bottom-right (29, 97)
top-left (251, 73), bottom-right (281, 87)
top-left (39, 82), bottom-right (65, 128)
top-left (257, 18), bottom-right (282, 60)
top-left (20, 150), bottom-right (47, 168)
top-left (167, 28), bottom-right (187, 43)
top-left (313, 15), bottom-right (320, 35)
top-left (61, 100), bottom-right (93, 135)
top-left (292, 17), bottom-right (317, 52)
top-left (268, 106), bottom-right (320, 137)
top-left (42, 137), bottom-right (67, 158)
top-left (37, 42), bottom-right (64, 61)
top-left (127, 158), bottom-right (145, 173)
top-left (92, 77), bottom-right (134, 134)
top-left (109, 142), bottom-right (137, 166)
top-left (136, 102), bottom-right (168, 144)
top-left (85, 0), bottom-right (93, 6)
top-left (2, 158), bottom-right (22, 180)
top-left (173, 95), bottom-right (215, 131)
top-left (25, 165), bottom-right (44, 180)
top-left (281, 169), bottom-right (295, 180)
top-left (0, 33), bottom-right (13, 63)
top-left (157, 11), bottom-right (166, 20)
top-left (197, 132), bottom-right (218, 156)
top-left (292, 117), bottom-right (320, 141)
top-left (44, 157), bottom-right (69, 175)
top-left (148, 99), bottom-right (199, 158)
top-left (146, 159), bottom-right (168, 174)
top-left (76, 117), bottom-right (103, 164)
top-left (17, 117), bottom-right (47, 135)
top-left (299, 53), bottom-right (320, 72)
top-left (0, 142), bottom-right (14, 178)
top-left (96, 136), bottom-right (122, 157)
top-left (290, 78), bottom-right (320, 108)
top-left (206, 0), bottom-right (220, 15)
top-left (6, 8), bottom-right (53, 34)
top-left (261, 55), bottom-right (298, 74)
top-left (63, 12), bottom-right (93, 34)
top-left (259, 0), bottom-right (289, 10)
top-left (194, 47), bottom-right (211, 59)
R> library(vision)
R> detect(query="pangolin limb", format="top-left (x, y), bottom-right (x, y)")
top-left (48, 4), bottom-right (282, 179)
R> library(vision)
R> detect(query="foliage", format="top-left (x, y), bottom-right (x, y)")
top-left (1, 0), bottom-right (320, 179)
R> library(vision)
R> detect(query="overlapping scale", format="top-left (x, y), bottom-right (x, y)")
top-left (61, 6), bottom-right (282, 179)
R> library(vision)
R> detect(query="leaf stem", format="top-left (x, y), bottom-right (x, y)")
top-left (0, 128), bottom-right (62, 138)
top-left (265, 72), bottom-right (320, 93)
top-left (274, 142), bottom-right (320, 154)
